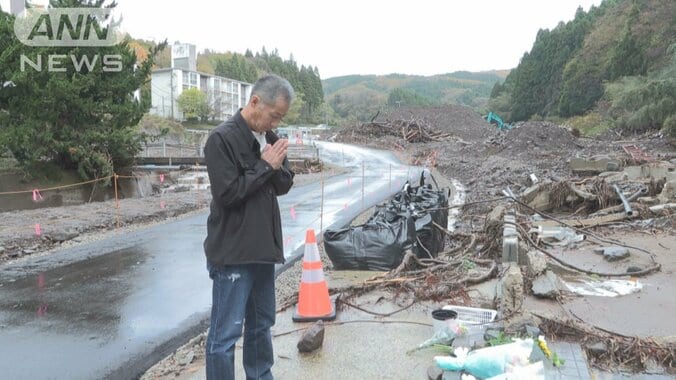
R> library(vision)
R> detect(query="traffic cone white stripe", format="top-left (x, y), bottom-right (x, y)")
top-left (301, 268), bottom-right (326, 283)
top-left (304, 244), bottom-right (320, 262)
top-left (293, 228), bottom-right (336, 322)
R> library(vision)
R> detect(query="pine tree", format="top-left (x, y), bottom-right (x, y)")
top-left (0, 1), bottom-right (166, 180)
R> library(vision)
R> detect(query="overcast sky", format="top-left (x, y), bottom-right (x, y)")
top-left (3, 0), bottom-right (603, 78)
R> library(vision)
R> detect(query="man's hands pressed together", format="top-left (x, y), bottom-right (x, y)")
top-left (261, 138), bottom-right (288, 170)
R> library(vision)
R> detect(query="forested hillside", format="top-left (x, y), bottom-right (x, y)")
top-left (489, 0), bottom-right (675, 136)
top-left (323, 71), bottom-right (509, 122)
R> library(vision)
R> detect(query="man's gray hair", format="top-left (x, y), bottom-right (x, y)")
top-left (250, 74), bottom-right (295, 105)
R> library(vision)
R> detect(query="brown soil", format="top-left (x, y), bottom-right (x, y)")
top-left (337, 105), bottom-right (675, 207)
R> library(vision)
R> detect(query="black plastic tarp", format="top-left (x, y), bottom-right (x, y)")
top-left (323, 215), bottom-right (415, 271)
top-left (324, 172), bottom-right (449, 271)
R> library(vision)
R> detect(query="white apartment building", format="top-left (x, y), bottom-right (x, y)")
top-left (150, 43), bottom-right (252, 121)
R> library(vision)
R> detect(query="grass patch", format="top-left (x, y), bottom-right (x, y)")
top-left (0, 156), bottom-right (19, 174)
top-left (486, 331), bottom-right (514, 347)
top-left (566, 112), bottom-right (613, 137)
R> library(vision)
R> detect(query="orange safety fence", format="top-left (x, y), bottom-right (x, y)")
top-left (2, 164), bottom-right (406, 253)
top-left (0, 168), bottom-right (208, 237)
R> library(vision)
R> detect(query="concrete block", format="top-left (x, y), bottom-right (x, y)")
top-left (570, 157), bottom-right (622, 174)
top-left (624, 165), bottom-right (676, 181)
top-left (502, 237), bottom-right (518, 263)
top-left (499, 265), bottom-right (524, 316)
top-left (502, 214), bottom-right (519, 263)
top-left (638, 196), bottom-right (659, 205)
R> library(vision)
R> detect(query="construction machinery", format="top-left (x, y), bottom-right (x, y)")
top-left (485, 112), bottom-right (513, 131)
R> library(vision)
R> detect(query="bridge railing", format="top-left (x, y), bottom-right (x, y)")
top-left (139, 142), bottom-right (319, 162)
top-left (140, 143), bottom-right (203, 158)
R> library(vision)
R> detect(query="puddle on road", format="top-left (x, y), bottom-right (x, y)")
top-left (561, 278), bottom-right (643, 297)
top-left (0, 247), bottom-right (147, 333)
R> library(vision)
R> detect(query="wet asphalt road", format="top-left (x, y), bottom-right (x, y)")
top-left (0, 142), bottom-right (423, 379)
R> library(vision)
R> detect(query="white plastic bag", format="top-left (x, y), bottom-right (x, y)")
top-left (435, 338), bottom-right (534, 379)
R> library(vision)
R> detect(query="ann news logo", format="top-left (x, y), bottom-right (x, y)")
top-left (12, 0), bottom-right (124, 72)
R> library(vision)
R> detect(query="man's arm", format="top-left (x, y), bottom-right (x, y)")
top-left (270, 158), bottom-right (294, 195)
top-left (264, 131), bottom-right (294, 195)
top-left (205, 132), bottom-right (274, 209)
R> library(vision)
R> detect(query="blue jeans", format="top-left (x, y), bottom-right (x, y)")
top-left (206, 263), bottom-right (276, 380)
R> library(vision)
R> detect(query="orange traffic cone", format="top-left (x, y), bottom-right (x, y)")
top-left (293, 229), bottom-right (336, 322)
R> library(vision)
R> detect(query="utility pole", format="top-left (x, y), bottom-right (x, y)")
top-left (170, 70), bottom-right (175, 119)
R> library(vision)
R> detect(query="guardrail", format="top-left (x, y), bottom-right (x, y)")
top-left (140, 143), bottom-right (203, 158)
top-left (137, 142), bottom-right (319, 164)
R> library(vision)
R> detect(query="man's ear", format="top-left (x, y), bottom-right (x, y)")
top-left (250, 95), bottom-right (260, 107)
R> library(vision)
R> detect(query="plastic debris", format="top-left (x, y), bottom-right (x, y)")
top-left (434, 338), bottom-right (534, 379)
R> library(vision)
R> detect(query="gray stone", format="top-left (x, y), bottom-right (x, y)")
top-left (176, 350), bottom-right (194, 366)
top-left (504, 314), bottom-right (542, 336)
top-left (626, 266), bottom-right (643, 274)
top-left (531, 270), bottom-right (562, 299)
top-left (49, 230), bottom-right (79, 243)
top-left (427, 364), bottom-right (443, 380)
top-left (603, 247), bottom-right (630, 261)
top-left (657, 180), bottom-right (676, 203)
top-left (593, 246), bottom-right (630, 261)
top-left (0, 246), bottom-right (5, 254)
top-left (487, 205), bottom-right (506, 226)
top-left (500, 265), bottom-right (524, 315)
top-left (525, 250), bottom-right (548, 277)
top-left (587, 341), bottom-right (608, 355)
top-left (525, 324), bottom-right (541, 338)
top-left (483, 328), bottom-right (504, 342)
top-left (297, 320), bottom-right (325, 353)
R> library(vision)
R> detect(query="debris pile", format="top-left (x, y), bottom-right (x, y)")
top-left (335, 117), bottom-right (454, 146)
top-left (333, 105), bottom-right (675, 376)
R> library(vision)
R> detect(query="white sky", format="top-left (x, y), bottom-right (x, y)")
top-left (3, 0), bottom-right (603, 78)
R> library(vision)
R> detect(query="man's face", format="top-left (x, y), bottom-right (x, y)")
top-left (251, 95), bottom-right (289, 133)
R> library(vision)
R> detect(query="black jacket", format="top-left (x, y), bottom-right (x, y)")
top-left (203, 111), bottom-right (294, 266)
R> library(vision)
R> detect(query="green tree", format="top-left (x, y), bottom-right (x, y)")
top-left (558, 58), bottom-right (604, 117)
top-left (608, 4), bottom-right (646, 81)
top-left (492, 3), bottom-right (605, 120)
top-left (212, 52), bottom-right (258, 83)
top-left (177, 88), bottom-right (209, 121)
top-left (0, 1), bottom-right (166, 180)
top-left (283, 92), bottom-right (305, 125)
top-left (205, 47), bottom-right (326, 123)
top-left (387, 88), bottom-right (434, 107)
